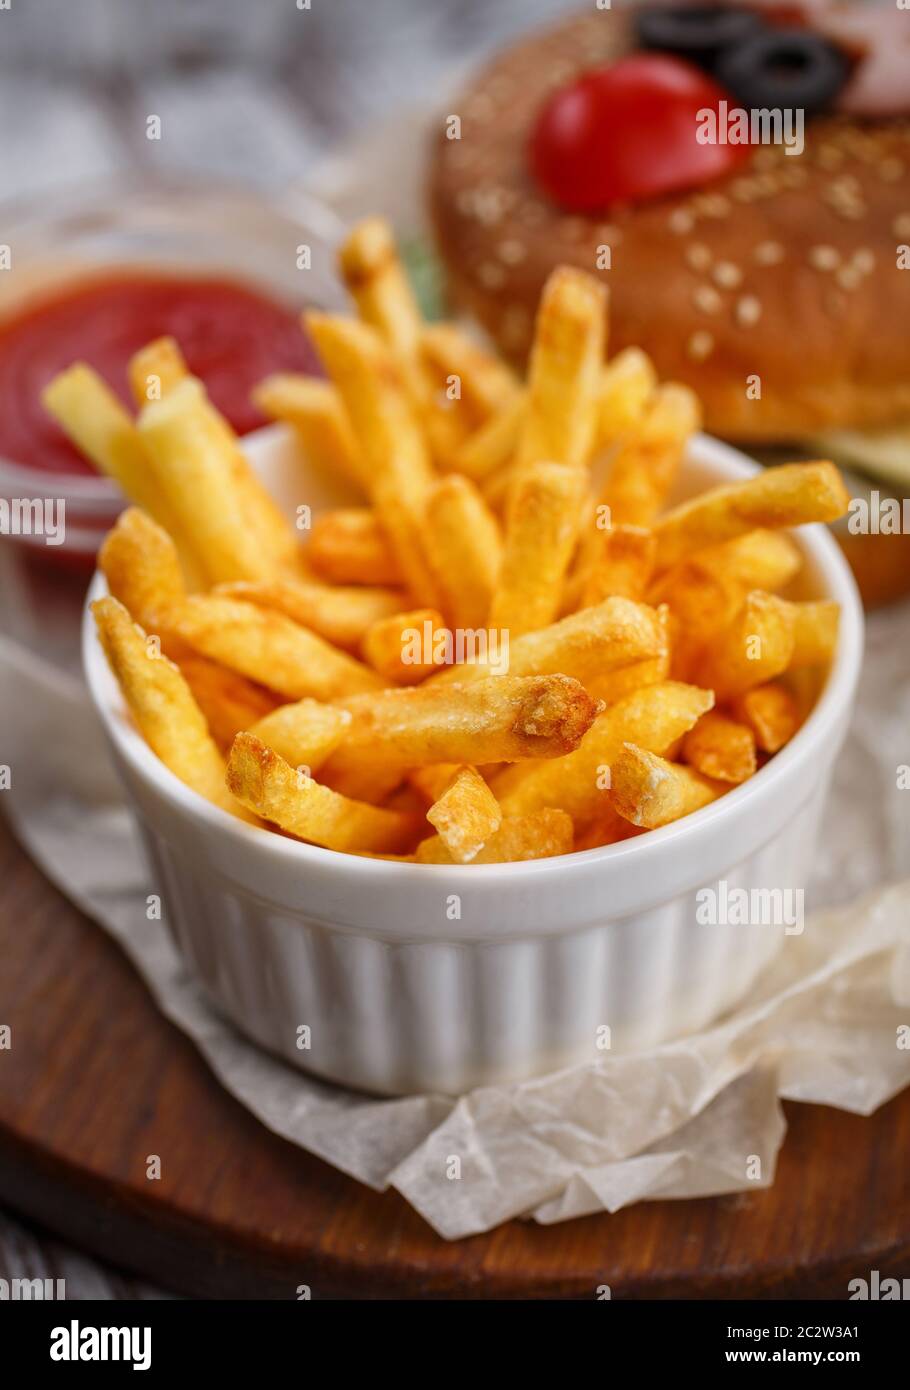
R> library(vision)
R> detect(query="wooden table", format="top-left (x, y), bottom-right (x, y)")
top-left (2, 817), bottom-right (908, 1299)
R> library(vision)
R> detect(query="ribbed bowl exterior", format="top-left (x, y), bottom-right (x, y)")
top-left (137, 775), bottom-right (826, 1095)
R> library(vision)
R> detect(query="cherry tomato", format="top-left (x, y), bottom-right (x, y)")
top-left (530, 53), bottom-right (751, 210)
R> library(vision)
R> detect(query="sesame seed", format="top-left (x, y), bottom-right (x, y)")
top-left (851, 248), bottom-right (875, 275)
top-left (669, 209), bottom-right (695, 234)
top-left (836, 265), bottom-right (862, 290)
top-left (893, 214), bottom-right (910, 238)
top-left (809, 245), bottom-right (840, 271)
top-left (687, 330), bottom-right (715, 362)
top-left (498, 238), bottom-right (526, 265)
top-left (694, 285), bottom-right (722, 314)
top-left (713, 260), bottom-right (742, 289)
top-left (754, 240), bottom-right (784, 266)
top-left (736, 295), bottom-right (762, 327)
top-left (685, 242), bottom-right (712, 272)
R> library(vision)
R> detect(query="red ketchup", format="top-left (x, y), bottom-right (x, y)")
top-left (0, 271), bottom-right (321, 476)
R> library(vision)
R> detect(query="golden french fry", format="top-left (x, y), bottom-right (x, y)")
top-left (786, 599), bottom-right (840, 667)
top-left (248, 699), bottom-right (352, 773)
top-left (688, 528), bottom-right (802, 592)
top-left (599, 383), bottom-right (701, 527)
top-left (138, 379), bottom-right (296, 583)
top-left (456, 393), bottom-right (525, 482)
top-left (425, 765), bottom-right (502, 863)
top-left (227, 732), bottom-right (419, 853)
top-left (92, 596), bottom-right (248, 818)
top-left (515, 266), bottom-right (607, 471)
top-left (338, 217), bottom-right (423, 372)
top-left (177, 654), bottom-right (280, 752)
top-left (732, 682), bottom-right (801, 753)
top-left (213, 576), bottom-right (403, 652)
top-left (305, 313), bottom-right (434, 507)
top-left (698, 591), bottom-right (795, 700)
top-left (423, 474), bottom-right (502, 628)
top-left (598, 347), bottom-right (657, 445)
top-left (581, 524), bottom-right (656, 606)
top-left (370, 476), bottom-right (443, 610)
top-left (573, 802), bottom-right (644, 850)
top-left (415, 808), bottom-right (573, 864)
top-left (584, 603), bottom-right (671, 705)
top-left (653, 461), bottom-right (850, 570)
top-left (682, 710), bottom-right (757, 784)
top-left (419, 323), bottom-right (519, 423)
top-left (321, 674), bottom-right (601, 801)
top-left (128, 336), bottom-right (188, 408)
top-left (408, 763), bottom-right (465, 805)
top-left (362, 607), bottom-right (448, 684)
top-left (488, 461), bottom-right (584, 637)
top-left (612, 743), bottom-right (724, 828)
top-left (42, 364), bottom-right (163, 516)
top-left (98, 507), bottom-right (185, 631)
top-left (167, 594), bottom-right (383, 701)
top-left (252, 374), bottom-right (366, 489)
top-left (307, 508), bottom-right (401, 586)
top-left (494, 680), bottom-right (713, 824)
top-left (432, 594), bottom-right (664, 687)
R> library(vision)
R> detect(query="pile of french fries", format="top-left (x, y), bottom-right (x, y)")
top-left (46, 217), bottom-right (850, 864)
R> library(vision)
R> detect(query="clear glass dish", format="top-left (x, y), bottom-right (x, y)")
top-left (0, 175), bottom-right (346, 563)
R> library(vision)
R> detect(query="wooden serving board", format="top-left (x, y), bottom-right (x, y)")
top-left (1, 816), bottom-right (909, 1300)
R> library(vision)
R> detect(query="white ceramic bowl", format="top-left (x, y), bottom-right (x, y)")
top-left (83, 427), bottom-right (863, 1096)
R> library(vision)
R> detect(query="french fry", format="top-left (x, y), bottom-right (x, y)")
top-left (515, 266), bottom-right (607, 471)
top-left (682, 710), bottom-right (757, 784)
top-left (456, 393), bottom-right (525, 482)
top-left (419, 323), bottom-right (519, 423)
top-left (581, 524), bottom-right (656, 606)
top-left (415, 808), bottom-right (573, 864)
top-left (214, 576), bottom-right (404, 652)
top-left (698, 591), bottom-right (796, 700)
top-left (653, 461), bottom-right (850, 570)
top-left (425, 766), bottom-right (502, 863)
top-left (248, 699), bottom-right (352, 773)
top-left (598, 347), bottom-right (657, 444)
top-left (362, 607), bottom-right (448, 684)
top-left (432, 594), bottom-right (664, 687)
top-left (732, 682), bottom-right (801, 753)
top-left (321, 674), bottom-right (601, 800)
top-left (42, 365), bottom-right (173, 527)
top-left (92, 596), bottom-right (249, 818)
top-left (307, 508), bottom-right (401, 586)
top-left (408, 763), bottom-right (465, 805)
top-left (372, 475), bottom-right (445, 609)
top-left (98, 506), bottom-right (185, 631)
top-left (494, 680), bottom-right (713, 824)
top-left (138, 379), bottom-right (296, 583)
top-left (612, 743), bottom-right (724, 828)
top-left (787, 599), bottom-right (840, 668)
top-left (583, 603), bottom-right (671, 705)
top-left (167, 594), bottom-right (383, 701)
top-left (177, 655), bottom-right (280, 752)
top-left (599, 383), bottom-right (701, 527)
top-left (252, 374), bottom-right (365, 489)
top-left (488, 461), bottom-right (585, 637)
top-left (423, 474), bottom-right (502, 628)
top-left (226, 732), bottom-right (419, 853)
top-left (128, 336), bottom-right (188, 408)
top-left (305, 313), bottom-right (434, 507)
top-left (573, 801), bottom-right (644, 850)
top-left (338, 216), bottom-right (424, 374)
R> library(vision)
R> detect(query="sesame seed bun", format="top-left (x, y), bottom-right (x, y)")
top-left (428, 10), bottom-right (910, 443)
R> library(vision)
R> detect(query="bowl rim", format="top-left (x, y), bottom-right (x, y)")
top-left (82, 432), bottom-right (864, 886)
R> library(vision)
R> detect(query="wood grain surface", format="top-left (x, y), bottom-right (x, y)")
top-left (1, 816), bottom-right (908, 1300)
